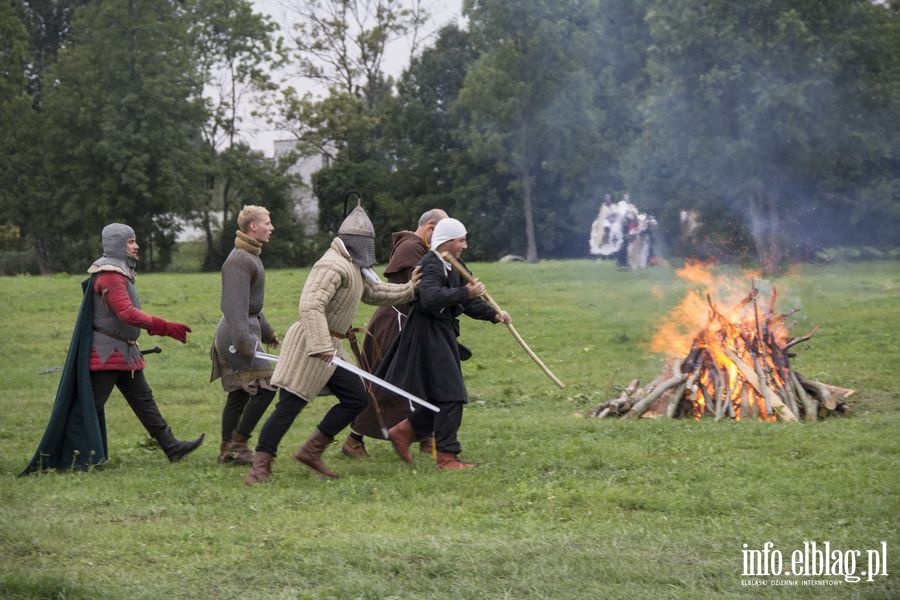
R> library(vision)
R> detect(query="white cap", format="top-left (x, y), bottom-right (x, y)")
top-left (430, 217), bottom-right (467, 250)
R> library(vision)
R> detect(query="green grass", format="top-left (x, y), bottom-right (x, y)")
top-left (1, 259), bottom-right (898, 599)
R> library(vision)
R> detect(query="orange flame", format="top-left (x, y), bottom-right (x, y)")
top-left (651, 261), bottom-right (795, 422)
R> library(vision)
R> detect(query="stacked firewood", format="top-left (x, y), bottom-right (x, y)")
top-left (589, 287), bottom-right (853, 422)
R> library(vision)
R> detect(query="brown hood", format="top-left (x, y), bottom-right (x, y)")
top-left (384, 230), bottom-right (424, 276)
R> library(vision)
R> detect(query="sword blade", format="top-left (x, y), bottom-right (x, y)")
top-left (253, 351), bottom-right (439, 413)
top-left (330, 355), bottom-right (440, 413)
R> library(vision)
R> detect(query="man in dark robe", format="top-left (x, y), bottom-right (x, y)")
top-left (341, 208), bottom-right (447, 459)
top-left (379, 218), bottom-right (510, 470)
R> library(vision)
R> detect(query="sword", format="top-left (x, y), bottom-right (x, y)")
top-left (329, 355), bottom-right (440, 413)
top-left (239, 347), bottom-right (440, 413)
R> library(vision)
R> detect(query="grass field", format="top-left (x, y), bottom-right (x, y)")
top-left (1, 258), bottom-right (898, 599)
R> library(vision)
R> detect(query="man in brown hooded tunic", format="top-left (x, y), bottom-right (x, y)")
top-left (340, 208), bottom-right (447, 459)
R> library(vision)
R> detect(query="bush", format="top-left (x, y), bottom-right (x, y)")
top-left (0, 250), bottom-right (40, 275)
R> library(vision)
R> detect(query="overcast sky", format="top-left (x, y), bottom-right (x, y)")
top-left (243, 0), bottom-right (465, 154)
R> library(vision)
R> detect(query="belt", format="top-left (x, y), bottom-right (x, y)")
top-left (329, 327), bottom-right (365, 343)
top-left (93, 326), bottom-right (138, 346)
top-left (330, 327), bottom-right (369, 363)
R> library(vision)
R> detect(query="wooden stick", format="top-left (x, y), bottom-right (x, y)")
top-left (795, 373), bottom-right (841, 411)
top-left (790, 371), bottom-right (817, 422)
top-left (783, 325), bottom-right (821, 351)
top-left (441, 252), bottom-right (565, 388)
top-left (591, 380), bottom-right (639, 417)
top-left (625, 372), bottom-right (687, 419)
top-left (722, 348), bottom-right (797, 422)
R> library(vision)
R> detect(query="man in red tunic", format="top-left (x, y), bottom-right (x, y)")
top-left (340, 208), bottom-right (447, 459)
top-left (87, 223), bottom-right (204, 462)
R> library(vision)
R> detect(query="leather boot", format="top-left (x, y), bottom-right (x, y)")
top-left (155, 427), bottom-right (205, 463)
top-left (294, 429), bottom-right (339, 478)
top-left (217, 440), bottom-right (234, 464)
top-left (224, 432), bottom-right (254, 465)
top-left (436, 451), bottom-right (476, 470)
top-left (387, 419), bottom-right (416, 464)
top-left (244, 451), bottom-right (274, 485)
top-left (341, 436), bottom-right (369, 459)
top-left (419, 435), bottom-right (435, 456)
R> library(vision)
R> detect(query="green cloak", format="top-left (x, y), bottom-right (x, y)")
top-left (20, 276), bottom-right (108, 475)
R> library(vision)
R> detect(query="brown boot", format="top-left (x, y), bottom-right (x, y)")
top-left (388, 419), bottom-right (416, 464)
top-left (244, 451), bottom-right (274, 485)
top-left (436, 451), bottom-right (476, 470)
top-left (419, 435), bottom-right (435, 456)
top-left (217, 440), bottom-right (234, 464)
top-left (225, 432), bottom-right (254, 465)
top-left (294, 429), bottom-right (339, 478)
top-left (341, 436), bottom-right (369, 459)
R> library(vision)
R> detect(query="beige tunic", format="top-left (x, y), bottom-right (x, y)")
top-left (271, 238), bottom-right (415, 400)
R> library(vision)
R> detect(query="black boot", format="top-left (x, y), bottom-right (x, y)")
top-left (155, 427), bottom-right (205, 463)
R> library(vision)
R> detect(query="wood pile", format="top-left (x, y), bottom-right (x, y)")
top-left (589, 286), bottom-right (854, 422)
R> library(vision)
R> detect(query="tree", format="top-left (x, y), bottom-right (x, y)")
top-left (0, 0), bottom-right (31, 201)
top-left (13, 0), bottom-right (92, 107)
top-left (209, 143), bottom-right (306, 268)
top-left (189, 0), bottom-right (295, 270)
top-left (266, 0), bottom-right (440, 253)
top-left (379, 25), bottom-right (483, 243)
top-left (625, 0), bottom-right (900, 272)
top-left (29, 0), bottom-right (208, 271)
top-left (268, 0), bottom-right (431, 169)
top-left (0, 1), bottom-right (36, 272)
top-left (459, 0), bottom-right (610, 261)
top-left (285, 0), bottom-right (429, 108)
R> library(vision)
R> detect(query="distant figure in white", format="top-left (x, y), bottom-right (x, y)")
top-left (589, 193), bottom-right (658, 269)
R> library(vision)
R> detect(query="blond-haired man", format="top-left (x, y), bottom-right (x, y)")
top-left (211, 205), bottom-right (279, 465)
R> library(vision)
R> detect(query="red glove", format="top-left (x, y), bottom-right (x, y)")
top-left (150, 317), bottom-right (192, 343)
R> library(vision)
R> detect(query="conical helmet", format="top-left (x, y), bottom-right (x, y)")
top-left (337, 203), bottom-right (376, 268)
top-left (338, 205), bottom-right (375, 238)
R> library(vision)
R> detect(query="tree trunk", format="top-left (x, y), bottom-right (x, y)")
top-left (521, 172), bottom-right (538, 263)
top-left (518, 124), bottom-right (538, 263)
top-left (747, 191), bottom-right (785, 276)
top-left (32, 234), bottom-right (53, 275)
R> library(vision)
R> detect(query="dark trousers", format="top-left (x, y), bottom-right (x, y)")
top-left (221, 388), bottom-right (276, 441)
top-left (90, 370), bottom-right (167, 438)
top-left (410, 401), bottom-right (464, 455)
top-left (256, 367), bottom-right (369, 456)
top-left (616, 240), bottom-right (629, 267)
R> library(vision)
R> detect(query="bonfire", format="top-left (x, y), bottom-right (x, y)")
top-left (590, 263), bottom-right (854, 421)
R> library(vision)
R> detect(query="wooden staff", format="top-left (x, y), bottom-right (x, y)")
top-left (441, 252), bottom-right (565, 389)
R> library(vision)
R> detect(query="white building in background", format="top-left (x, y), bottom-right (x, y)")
top-left (274, 139), bottom-right (329, 236)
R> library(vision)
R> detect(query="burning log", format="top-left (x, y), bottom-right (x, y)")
top-left (588, 274), bottom-right (853, 422)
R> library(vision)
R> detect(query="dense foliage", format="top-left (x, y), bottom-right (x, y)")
top-left (1, 0), bottom-right (898, 273)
